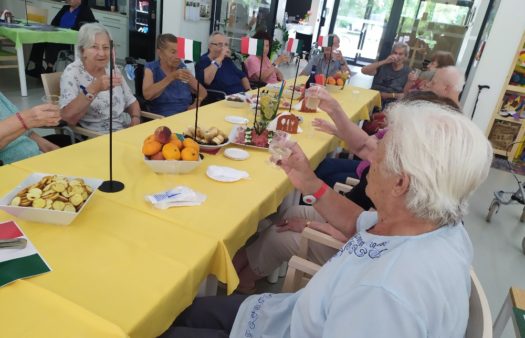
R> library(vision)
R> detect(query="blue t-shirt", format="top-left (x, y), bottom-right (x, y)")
top-left (144, 60), bottom-right (193, 117)
top-left (231, 211), bottom-right (473, 338)
top-left (59, 7), bottom-right (80, 29)
top-left (195, 53), bottom-right (246, 99)
top-left (0, 92), bottom-right (40, 164)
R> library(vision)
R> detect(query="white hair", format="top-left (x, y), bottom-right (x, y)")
top-left (439, 66), bottom-right (465, 92)
top-left (392, 42), bottom-right (409, 57)
top-left (383, 101), bottom-right (493, 225)
top-left (76, 23), bottom-right (111, 58)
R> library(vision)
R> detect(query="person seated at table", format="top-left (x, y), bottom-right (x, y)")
top-left (60, 23), bottom-right (141, 134)
top-left (404, 50), bottom-right (455, 93)
top-left (142, 34), bottom-right (207, 117)
top-left (243, 31), bottom-right (288, 85)
top-left (0, 92), bottom-right (61, 164)
top-left (26, 0), bottom-right (96, 77)
top-left (300, 34), bottom-right (350, 77)
top-left (362, 42), bottom-right (411, 106)
top-left (160, 98), bottom-right (493, 338)
top-left (425, 66), bottom-right (465, 108)
top-left (195, 31), bottom-right (251, 103)
top-left (233, 91), bottom-right (462, 294)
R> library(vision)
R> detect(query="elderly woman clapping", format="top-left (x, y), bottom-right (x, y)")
top-left (60, 23), bottom-right (141, 133)
top-left (162, 100), bottom-right (493, 337)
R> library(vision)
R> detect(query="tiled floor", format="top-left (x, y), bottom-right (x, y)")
top-left (1, 61), bottom-right (524, 337)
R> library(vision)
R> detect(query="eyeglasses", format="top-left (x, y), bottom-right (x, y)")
top-left (210, 42), bottom-right (229, 48)
top-left (89, 45), bottom-right (110, 52)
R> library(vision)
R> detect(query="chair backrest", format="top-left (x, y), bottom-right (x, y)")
top-left (466, 269), bottom-right (493, 338)
top-left (41, 72), bottom-right (63, 97)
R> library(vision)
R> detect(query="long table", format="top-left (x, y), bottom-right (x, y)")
top-left (0, 85), bottom-right (380, 338)
top-left (0, 25), bottom-right (77, 96)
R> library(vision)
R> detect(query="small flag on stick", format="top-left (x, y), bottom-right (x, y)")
top-left (240, 37), bottom-right (264, 56)
top-left (317, 35), bottom-right (334, 48)
top-left (286, 38), bottom-right (303, 54)
top-left (177, 37), bottom-right (202, 62)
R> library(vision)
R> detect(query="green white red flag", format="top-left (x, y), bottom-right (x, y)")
top-left (0, 221), bottom-right (51, 287)
top-left (177, 37), bottom-right (202, 62)
top-left (240, 37), bottom-right (264, 56)
top-left (286, 38), bottom-right (303, 54)
top-left (317, 35), bottom-right (334, 48)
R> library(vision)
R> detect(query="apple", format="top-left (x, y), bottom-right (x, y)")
top-left (154, 126), bottom-right (172, 144)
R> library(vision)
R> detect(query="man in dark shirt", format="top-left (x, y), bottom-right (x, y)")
top-left (195, 31), bottom-right (251, 103)
top-left (362, 42), bottom-right (411, 107)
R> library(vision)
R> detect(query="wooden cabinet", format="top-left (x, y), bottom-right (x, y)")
top-left (486, 32), bottom-right (525, 160)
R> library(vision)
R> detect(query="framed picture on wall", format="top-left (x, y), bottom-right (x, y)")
top-left (185, 0), bottom-right (211, 21)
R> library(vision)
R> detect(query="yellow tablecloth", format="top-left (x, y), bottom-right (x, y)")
top-left (0, 85), bottom-right (380, 338)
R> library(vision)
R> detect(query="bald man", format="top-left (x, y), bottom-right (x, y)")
top-left (426, 66), bottom-right (465, 107)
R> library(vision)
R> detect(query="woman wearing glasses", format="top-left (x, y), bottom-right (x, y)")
top-left (195, 31), bottom-right (251, 103)
top-left (60, 23), bottom-right (141, 133)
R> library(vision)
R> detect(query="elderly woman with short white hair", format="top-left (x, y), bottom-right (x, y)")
top-left (60, 23), bottom-right (141, 133)
top-left (160, 100), bottom-right (493, 338)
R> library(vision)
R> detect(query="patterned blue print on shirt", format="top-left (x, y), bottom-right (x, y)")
top-left (245, 293), bottom-right (272, 337)
top-left (331, 234), bottom-right (389, 261)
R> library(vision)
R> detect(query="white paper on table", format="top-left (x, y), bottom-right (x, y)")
top-left (206, 165), bottom-right (249, 182)
top-left (145, 186), bottom-right (207, 208)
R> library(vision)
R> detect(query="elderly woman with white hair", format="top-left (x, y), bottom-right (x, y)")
top-left (160, 99), bottom-right (493, 337)
top-left (60, 23), bottom-right (141, 133)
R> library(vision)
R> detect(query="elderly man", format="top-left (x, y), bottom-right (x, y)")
top-left (362, 42), bottom-right (411, 105)
top-left (427, 66), bottom-right (465, 107)
top-left (300, 34), bottom-right (350, 77)
top-left (195, 31), bottom-right (251, 103)
top-left (160, 98), bottom-right (493, 337)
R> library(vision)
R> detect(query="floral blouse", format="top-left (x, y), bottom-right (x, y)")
top-left (60, 59), bottom-right (137, 133)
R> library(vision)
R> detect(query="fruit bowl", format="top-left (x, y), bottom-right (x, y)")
top-left (326, 84), bottom-right (343, 92)
top-left (144, 156), bottom-right (202, 174)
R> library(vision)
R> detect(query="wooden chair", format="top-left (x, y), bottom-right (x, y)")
top-left (41, 72), bottom-right (163, 140)
top-left (0, 36), bottom-right (17, 70)
top-left (493, 287), bottom-right (525, 338)
top-left (282, 228), bottom-right (493, 338)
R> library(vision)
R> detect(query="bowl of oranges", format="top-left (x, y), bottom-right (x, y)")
top-left (325, 71), bottom-right (349, 92)
top-left (142, 126), bottom-right (202, 174)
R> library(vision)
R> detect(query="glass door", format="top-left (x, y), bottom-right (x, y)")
top-left (396, 0), bottom-right (473, 69)
top-left (332, 0), bottom-right (394, 64)
top-left (210, 0), bottom-right (278, 52)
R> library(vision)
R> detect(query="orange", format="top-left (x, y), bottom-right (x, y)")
top-left (169, 134), bottom-right (183, 150)
top-left (182, 138), bottom-right (200, 152)
top-left (162, 143), bottom-right (181, 160)
top-left (327, 77), bottom-right (336, 85)
top-left (142, 140), bottom-right (162, 156)
top-left (336, 78), bottom-right (344, 86)
top-left (181, 147), bottom-right (199, 161)
top-left (144, 134), bottom-right (156, 143)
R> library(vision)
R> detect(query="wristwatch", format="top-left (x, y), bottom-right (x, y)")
top-left (80, 85), bottom-right (95, 101)
top-left (302, 183), bottom-right (329, 205)
top-left (212, 60), bottom-right (221, 69)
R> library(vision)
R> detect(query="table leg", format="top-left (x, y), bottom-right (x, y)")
top-left (15, 45), bottom-right (28, 97)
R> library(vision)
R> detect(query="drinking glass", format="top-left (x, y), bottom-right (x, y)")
top-left (41, 94), bottom-right (60, 107)
top-left (305, 84), bottom-right (322, 111)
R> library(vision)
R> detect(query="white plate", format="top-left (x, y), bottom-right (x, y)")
top-left (225, 115), bottom-right (249, 124)
top-left (206, 165), bottom-right (249, 182)
top-left (224, 148), bottom-right (250, 161)
top-left (0, 173), bottom-right (103, 226)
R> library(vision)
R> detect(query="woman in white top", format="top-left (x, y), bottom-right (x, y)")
top-left (60, 23), bottom-right (141, 133)
top-left (159, 97), bottom-right (493, 338)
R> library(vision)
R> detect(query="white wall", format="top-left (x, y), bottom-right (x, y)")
top-left (461, 0), bottom-right (525, 133)
top-left (456, 0), bottom-right (489, 71)
top-left (162, 1), bottom-right (211, 50)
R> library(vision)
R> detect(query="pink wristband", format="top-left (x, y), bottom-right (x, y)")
top-left (16, 112), bottom-right (29, 130)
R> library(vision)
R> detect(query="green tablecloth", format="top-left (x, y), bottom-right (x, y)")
top-left (0, 25), bottom-right (77, 48)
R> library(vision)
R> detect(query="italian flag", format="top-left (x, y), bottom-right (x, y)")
top-left (286, 38), bottom-right (303, 54)
top-left (317, 35), bottom-right (334, 48)
top-left (177, 37), bottom-right (202, 62)
top-left (240, 37), bottom-right (264, 56)
top-left (0, 221), bottom-right (51, 287)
